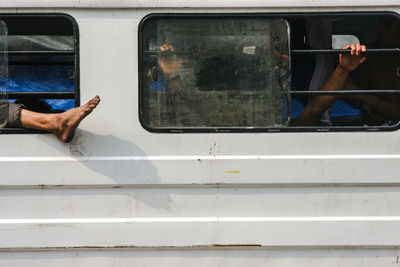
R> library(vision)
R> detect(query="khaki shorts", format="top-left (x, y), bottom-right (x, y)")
top-left (0, 100), bottom-right (25, 127)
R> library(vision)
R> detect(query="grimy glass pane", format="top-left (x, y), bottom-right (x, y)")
top-left (141, 17), bottom-right (290, 128)
top-left (0, 20), bottom-right (7, 128)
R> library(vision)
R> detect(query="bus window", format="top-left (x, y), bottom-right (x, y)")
top-left (139, 13), bottom-right (400, 132)
top-left (140, 16), bottom-right (290, 131)
top-left (0, 14), bottom-right (78, 133)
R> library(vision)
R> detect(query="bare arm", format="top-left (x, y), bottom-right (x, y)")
top-left (292, 66), bottom-right (351, 126)
top-left (292, 44), bottom-right (367, 126)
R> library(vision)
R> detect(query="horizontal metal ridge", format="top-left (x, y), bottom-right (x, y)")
top-left (2, 183), bottom-right (400, 190)
top-left (1, 154), bottom-right (400, 161)
top-left (1, 245), bottom-right (400, 252)
top-left (2, 216), bottom-right (400, 224)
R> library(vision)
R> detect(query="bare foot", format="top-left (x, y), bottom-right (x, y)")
top-left (55, 95), bottom-right (100, 143)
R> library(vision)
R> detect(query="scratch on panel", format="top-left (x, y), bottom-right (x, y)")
top-left (0, 244), bottom-right (263, 252)
top-left (200, 244), bottom-right (262, 248)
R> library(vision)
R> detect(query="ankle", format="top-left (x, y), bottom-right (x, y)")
top-left (50, 114), bottom-right (64, 133)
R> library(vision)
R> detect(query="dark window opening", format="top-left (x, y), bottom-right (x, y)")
top-left (0, 14), bottom-right (79, 133)
top-left (290, 14), bottom-right (400, 128)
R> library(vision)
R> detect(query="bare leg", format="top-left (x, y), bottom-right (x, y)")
top-left (20, 95), bottom-right (100, 143)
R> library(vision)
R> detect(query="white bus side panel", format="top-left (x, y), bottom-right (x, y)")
top-left (0, 6), bottom-right (399, 266)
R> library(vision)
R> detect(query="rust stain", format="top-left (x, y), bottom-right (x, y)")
top-left (198, 244), bottom-right (262, 248)
top-left (38, 184), bottom-right (46, 189)
top-left (224, 171), bottom-right (240, 174)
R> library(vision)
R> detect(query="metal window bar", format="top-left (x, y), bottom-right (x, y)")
top-left (8, 50), bottom-right (74, 55)
top-left (292, 48), bottom-right (400, 55)
top-left (8, 61), bottom-right (74, 65)
top-left (8, 50), bottom-right (74, 65)
top-left (291, 47), bottom-right (400, 96)
top-left (7, 91), bottom-right (74, 99)
top-left (291, 90), bottom-right (400, 95)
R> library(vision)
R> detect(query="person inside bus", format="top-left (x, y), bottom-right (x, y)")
top-left (0, 95), bottom-right (100, 143)
top-left (293, 17), bottom-right (400, 126)
top-left (291, 44), bottom-right (367, 126)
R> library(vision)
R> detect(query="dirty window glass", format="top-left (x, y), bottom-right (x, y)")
top-left (140, 17), bottom-right (291, 130)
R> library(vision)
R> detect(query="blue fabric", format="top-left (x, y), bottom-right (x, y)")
top-left (150, 74), bottom-right (169, 91)
top-left (329, 99), bottom-right (359, 117)
top-left (8, 65), bottom-right (75, 111)
top-left (291, 99), bottom-right (305, 119)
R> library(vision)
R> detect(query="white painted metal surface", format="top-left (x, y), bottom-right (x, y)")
top-left (0, 1), bottom-right (399, 266)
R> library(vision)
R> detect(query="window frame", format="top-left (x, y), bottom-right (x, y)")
top-left (0, 13), bottom-right (80, 134)
top-left (138, 11), bottom-right (400, 133)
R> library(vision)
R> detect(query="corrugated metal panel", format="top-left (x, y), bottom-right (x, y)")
top-left (1, 249), bottom-right (400, 267)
